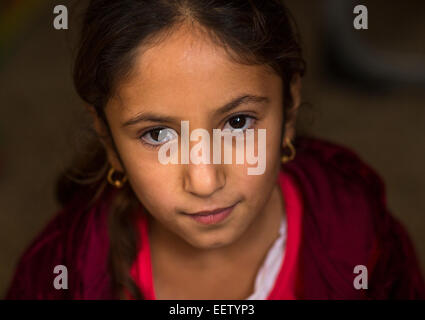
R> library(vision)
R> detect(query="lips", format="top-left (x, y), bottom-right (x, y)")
top-left (183, 202), bottom-right (239, 225)
top-left (187, 204), bottom-right (236, 216)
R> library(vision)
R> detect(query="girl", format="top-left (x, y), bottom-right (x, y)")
top-left (6, 0), bottom-right (425, 300)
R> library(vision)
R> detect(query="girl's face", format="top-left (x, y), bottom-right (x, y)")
top-left (100, 25), bottom-right (298, 250)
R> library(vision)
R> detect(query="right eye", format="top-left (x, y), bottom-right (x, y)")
top-left (140, 127), bottom-right (177, 146)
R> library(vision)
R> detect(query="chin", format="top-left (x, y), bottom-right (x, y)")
top-left (186, 231), bottom-right (237, 250)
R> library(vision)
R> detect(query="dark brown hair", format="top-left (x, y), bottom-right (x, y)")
top-left (57, 0), bottom-right (306, 299)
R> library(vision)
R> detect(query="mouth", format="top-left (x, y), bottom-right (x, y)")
top-left (182, 202), bottom-right (240, 225)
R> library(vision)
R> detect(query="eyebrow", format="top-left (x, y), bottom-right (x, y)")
top-left (213, 94), bottom-right (269, 116)
top-left (121, 94), bottom-right (269, 128)
top-left (122, 113), bottom-right (178, 127)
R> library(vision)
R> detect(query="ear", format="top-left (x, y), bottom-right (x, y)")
top-left (283, 73), bottom-right (302, 143)
top-left (86, 105), bottom-right (125, 172)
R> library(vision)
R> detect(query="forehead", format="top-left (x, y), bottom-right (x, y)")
top-left (109, 24), bottom-right (281, 116)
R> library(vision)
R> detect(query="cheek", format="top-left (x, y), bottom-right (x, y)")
top-left (131, 170), bottom-right (179, 220)
top-left (229, 168), bottom-right (277, 223)
top-left (229, 150), bottom-right (280, 202)
top-left (119, 147), bottom-right (180, 216)
top-left (235, 116), bottom-right (282, 204)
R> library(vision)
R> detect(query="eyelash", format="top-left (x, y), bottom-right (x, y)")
top-left (138, 113), bottom-right (258, 149)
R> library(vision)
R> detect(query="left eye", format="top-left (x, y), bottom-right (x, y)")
top-left (223, 115), bottom-right (255, 131)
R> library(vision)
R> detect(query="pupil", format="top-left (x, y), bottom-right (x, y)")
top-left (230, 116), bottom-right (245, 129)
top-left (151, 129), bottom-right (162, 141)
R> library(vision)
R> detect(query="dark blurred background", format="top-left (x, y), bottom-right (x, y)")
top-left (1, 0), bottom-right (424, 298)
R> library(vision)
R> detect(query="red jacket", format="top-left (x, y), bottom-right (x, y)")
top-left (5, 136), bottom-right (425, 299)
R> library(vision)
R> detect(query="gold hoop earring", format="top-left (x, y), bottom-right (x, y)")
top-left (281, 138), bottom-right (296, 164)
top-left (107, 167), bottom-right (128, 188)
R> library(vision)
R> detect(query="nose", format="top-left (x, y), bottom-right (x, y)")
top-left (183, 163), bottom-right (226, 198)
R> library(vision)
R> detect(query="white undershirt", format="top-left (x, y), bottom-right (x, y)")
top-left (245, 216), bottom-right (287, 300)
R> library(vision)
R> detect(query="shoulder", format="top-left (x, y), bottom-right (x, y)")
top-left (5, 206), bottom-right (70, 299)
top-left (293, 135), bottom-right (386, 190)
top-left (288, 135), bottom-right (388, 225)
top-left (286, 135), bottom-right (425, 299)
top-left (288, 135), bottom-right (385, 250)
top-left (5, 187), bottom-right (114, 299)
top-left (286, 137), bottom-right (425, 299)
